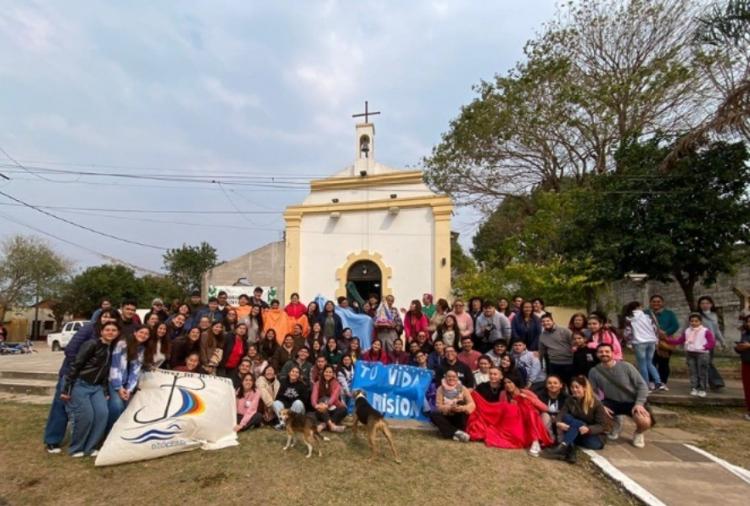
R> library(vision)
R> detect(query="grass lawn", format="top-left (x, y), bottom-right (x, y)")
top-left (0, 401), bottom-right (637, 506)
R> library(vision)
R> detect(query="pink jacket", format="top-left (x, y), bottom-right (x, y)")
top-left (311, 379), bottom-right (344, 408)
top-left (404, 313), bottom-right (430, 341)
top-left (668, 326), bottom-right (715, 353)
top-left (236, 389), bottom-right (261, 428)
top-left (450, 311), bottom-right (474, 339)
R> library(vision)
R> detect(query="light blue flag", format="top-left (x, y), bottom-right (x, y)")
top-left (314, 295), bottom-right (373, 350)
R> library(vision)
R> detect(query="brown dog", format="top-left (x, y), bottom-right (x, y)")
top-left (279, 409), bottom-right (325, 458)
top-left (352, 390), bottom-right (401, 463)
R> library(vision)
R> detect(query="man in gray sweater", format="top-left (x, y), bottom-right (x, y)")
top-left (538, 313), bottom-right (574, 384)
top-left (474, 302), bottom-right (511, 352)
top-left (588, 342), bottom-right (652, 448)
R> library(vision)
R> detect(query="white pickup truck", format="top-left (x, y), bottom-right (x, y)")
top-left (47, 320), bottom-right (88, 351)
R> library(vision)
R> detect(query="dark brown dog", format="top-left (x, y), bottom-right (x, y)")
top-left (279, 409), bottom-right (325, 458)
top-left (352, 390), bottom-right (401, 463)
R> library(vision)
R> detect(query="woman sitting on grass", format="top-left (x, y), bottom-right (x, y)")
top-left (429, 369), bottom-right (475, 442)
top-left (235, 373), bottom-right (263, 432)
top-left (256, 365), bottom-right (280, 425)
top-left (542, 375), bottom-right (608, 463)
top-left (60, 321), bottom-right (120, 457)
top-left (311, 365), bottom-right (347, 433)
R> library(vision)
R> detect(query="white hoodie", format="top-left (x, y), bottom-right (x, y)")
top-left (625, 309), bottom-right (658, 344)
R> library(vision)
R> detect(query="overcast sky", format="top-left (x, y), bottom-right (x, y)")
top-left (0, 1), bottom-right (557, 274)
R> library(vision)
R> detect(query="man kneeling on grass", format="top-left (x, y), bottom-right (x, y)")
top-left (588, 343), bottom-right (652, 448)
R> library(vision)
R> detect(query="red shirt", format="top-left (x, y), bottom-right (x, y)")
top-left (225, 337), bottom-right (245, 369)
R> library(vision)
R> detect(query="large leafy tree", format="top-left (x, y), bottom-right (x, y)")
top-left (566, 139), bottom-right (750, 309)
top-left (162, 242), bottom-right (218, 292)
top-left (425, 0), bottom-right (707, 208)
top-left (60, 265), bottom-right (142, 317)
top-left (0, 235), bottom-right (70, 321)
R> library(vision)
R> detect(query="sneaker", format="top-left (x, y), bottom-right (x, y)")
top-left (273, 423), bottom-right (285, 431)
top-left (608, 415), bottom-right (623, 440)
top-left (45, 444), bottom-right (62, 454)
top-left (697, 390), bottom-right (707, 398)
top-left (452, 430), bottom-right (470, 443)
top-left (657, 384), bottom-right (669, 391)
top-left (528, 440), bottom-right (541, 457)
top-left (89, 450), bottom-right (99, 457)
top-left (648, 383), bottom-right (655, 392)
top-left (632, 432), bottom-right (645, 448)
top-left (330, 425), bottom-right (345, 433)
top-left (71, 452), bottom-right (85, 458)
top-left (690, 389), bottom-right (699, 396)
top-left (743, 413), bottom-right (750, 421)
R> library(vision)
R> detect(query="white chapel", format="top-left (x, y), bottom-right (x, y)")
top-left (283, 112), bottom-right (453, 305)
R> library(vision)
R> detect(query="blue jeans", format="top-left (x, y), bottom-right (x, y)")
top-left (272, 400), bottom-right (305, 420)
top-left (68, 380), bottom-right (108, 455)
top-left (43, 377), bottom-right (68, 446)
top-left (106, 384), bottom-right (128, 435)
top-left (633, 342), bottom-right (661, 385)
top-left (560, 414), bottom-right (604, 449)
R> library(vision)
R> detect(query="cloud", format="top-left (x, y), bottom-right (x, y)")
top-left (202, 77), bottom-right (261, 111)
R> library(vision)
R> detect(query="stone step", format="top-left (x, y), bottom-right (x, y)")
top-left (648, 393), bottom-right (744, 408)
top-left (649, 406), bottom-right (679, 427)
top-left (0, 370), bottom-right (58, 382)
top-left (0, 378), bottom-right (57, 396)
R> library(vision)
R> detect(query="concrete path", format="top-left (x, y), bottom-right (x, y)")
top-left (584, 421), bottom-right (750, 506)
top-left (0, 346), bottom-right (61, 373)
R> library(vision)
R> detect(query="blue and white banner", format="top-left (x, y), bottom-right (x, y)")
top-left (352, 362), bottom-right (434, 421)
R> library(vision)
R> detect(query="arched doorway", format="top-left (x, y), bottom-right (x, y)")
top-left (347, 260), bottom-right (382, 301)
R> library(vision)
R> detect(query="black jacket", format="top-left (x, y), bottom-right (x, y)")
top-left (435, 359), bottom-right (476, 388)
top-left (275, 378), bottom-right (309, 409)
top-left (63, 339), bottom-right (113, 395)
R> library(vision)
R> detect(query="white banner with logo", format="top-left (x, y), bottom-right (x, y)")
top-left (207, 285), bottom-right (278, 306)
top-left (95, 370), bottom-right (238, 466)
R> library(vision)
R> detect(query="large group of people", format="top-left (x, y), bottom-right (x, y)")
top-left (41, 289), bottom-right (750, 463)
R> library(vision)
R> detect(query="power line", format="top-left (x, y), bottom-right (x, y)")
top-left (0, 202), bottom-right (282, 214)
top-left (0, 188), bottom-right (168, 250)
top-left (0, 210), bottom-right (162, 274)
top-left (0, 145), bottom-right (59, 182)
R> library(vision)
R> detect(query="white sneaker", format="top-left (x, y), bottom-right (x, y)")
top-left (632, 432), bottom-right (645, 448)
top-left (697, 390), bottom-right (707, 398)
top-left (690, 389), bottom-right (699, 396)
top-left (71, 452), bottom-right (85, 458)
top-left (743, 413), bottom-right (750, 421)
top-left (452, 430), bottom-right (470, 443)
top-left (608, 415), bottom-right (623, 440)
top-left (89, 450), bottom-right (99, 457)
top-left (529, 440), bottom-right (541, 457)
top-left (657, 384), bottom-right (669, 391)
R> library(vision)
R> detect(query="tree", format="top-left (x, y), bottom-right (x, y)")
top-left (424, 0), bottom-right (707, 208)
top-left (451, 234), bottom-right (476, 283)
top-left (664, 0), bottom-right (750, 167)
top-left (566, 139), bottom-right (750, 309)
top-left (0, 235), bottom-right (70, 321)
top-left (162, 242), bottom-right (218, 292)
top-left (61, 265), bottom-right (142, 318)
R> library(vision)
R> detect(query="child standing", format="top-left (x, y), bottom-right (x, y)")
top-left (668, 313), bottom-right (716, 397)
top-left (572, 332), bottom-right (599, 377)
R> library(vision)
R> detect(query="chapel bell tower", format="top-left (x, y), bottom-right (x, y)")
top-left (352, 101), bottom-right (380, 175)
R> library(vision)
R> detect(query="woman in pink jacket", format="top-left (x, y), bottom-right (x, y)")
top-left (311, 365), bottom-right (347, 432)
top-left (403, 300), bottom-right (430, 342)
top-left (234, 374), bottom-right (262, 432)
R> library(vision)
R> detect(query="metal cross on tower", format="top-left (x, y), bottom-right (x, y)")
top-left (352, 101), bottom-right (381, 123)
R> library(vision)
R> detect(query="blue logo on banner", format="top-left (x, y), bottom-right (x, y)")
top-left (352, 362), bottom-right (434, 421)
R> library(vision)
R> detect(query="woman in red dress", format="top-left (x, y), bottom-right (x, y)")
top-left (467, 371), bottom-right (552, 456)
